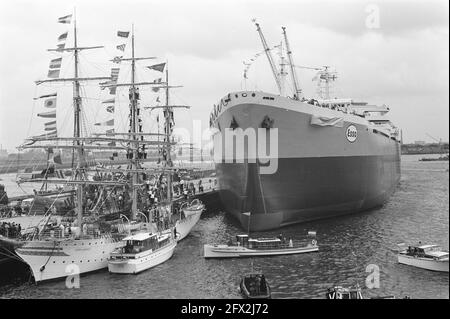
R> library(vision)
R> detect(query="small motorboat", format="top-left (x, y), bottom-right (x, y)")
top-left (398, 244), bottom-right (449, 272)
top-left (108, 230), bottom-right (176, 274)
top-left (239, 273), bottom-right (271, 299)
top-left (326, 285), bottom-right (406, 299)
top-left (326, 286), bottom-right (363, 299)
top-left (204, 233), bottom-right (318, 258)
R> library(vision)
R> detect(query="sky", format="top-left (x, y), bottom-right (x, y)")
top-left (0, 0), bottom-right (448, 152)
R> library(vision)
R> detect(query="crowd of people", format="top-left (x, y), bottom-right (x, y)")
top-left (0, 221), bottom-right (21, 238)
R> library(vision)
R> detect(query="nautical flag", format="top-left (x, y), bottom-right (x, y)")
top-left (112, 56), bottom-right (122, 64)
top-left (38, 110), bottom-right (56, 118)
top-left (116, 44), bottom-right (126, 51)
top-left (147, 63), bottom-right (166, 72)
top-left (44, 97), bottom-right (56, 108)
top-left (153, 78), bottom-right (162, 84)
top-left (111, 68), bottom-right (120, 81)
top-left (109, 87), bottom-right (117, 95)
top-left (58, 32), bottom-right (68, 41)
top-left (117, 31), bottom-right (130, 38)
top-left (102, 98), bottom-right (115, 104)
top-left (56, 43), bottom-right (66, 51)
top-left (152, 87), bottom-right (160, 92)
top-left (44, 121), bottom-right (57, 131)
top-left (34, 130), bottom-right (57, 138)
top-left (49, 57), bottom-right (62, 69)
top-left (156, 96), bottom-right (160, 103)
top-left (34, 93), bottom-right (57, 100)
top-left (94, 119), bottom-right (114, 126)
top-left (106, 105), bottom-right (114, 113)
top-left (48, 69), bottom-right (60, 78)
top-left (58, 14), bottom-right (72, 24)
top-left (52, 154), bottom-right (62, 165)
top-left (106, 128), bottom-right (115, 136)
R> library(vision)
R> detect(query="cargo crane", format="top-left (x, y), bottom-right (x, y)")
top-left (253, 20), bottom-right (282, 95)
top-left (282, 26), bottom-right (301, 100)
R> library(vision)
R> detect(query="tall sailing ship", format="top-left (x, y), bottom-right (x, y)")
top-left (14, 14), bottom-right (204, 282)
top-left (210, 22), bottom-right (401, 231)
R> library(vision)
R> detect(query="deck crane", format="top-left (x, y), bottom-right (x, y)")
top-left (282, 26), bottom-right (301, 100)
top-left (254, 21), bottom-right (282, 95)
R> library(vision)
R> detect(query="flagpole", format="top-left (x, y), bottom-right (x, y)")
top-left (130, 23), bottom-right (138, 220)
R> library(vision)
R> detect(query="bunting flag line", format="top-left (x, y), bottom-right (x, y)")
top-left (116, 44), bottom-right (126, 51)
top-left (147, 63), bottom-right (166, 72)
top-left (44, 120), bottom-right (57, 131)
top-left (49, 57), bottom-right (62, 69)
top-left (38, 110), bottom-right (56, 118)
top-left (94, 119), bottom-right (114, 126)
top-left (44, 97), bottom-right (57, 108)
top-left (48, 69), bottom-right (60, 78)
top-left (58, 32), bottom-right (68, 42)
top-left (34, 93), bottom-right (57, 100)
top-left (56, 43), bottom-right (66, 51)
top-left (111, 68), bottom-right (120, 81)
top-left (112, 56), bottom-right (122, 64)
top-left (117, 31), bottom-right (130, 38)
top-left (58, 14), bottom-right (72, 24)
top-left (34, 130), bottom-right (57, 138)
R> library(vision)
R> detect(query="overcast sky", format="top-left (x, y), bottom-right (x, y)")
top-left (0, 0), bottom-right (448, 151)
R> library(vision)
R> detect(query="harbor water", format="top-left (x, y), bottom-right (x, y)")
top-left (0, 154), bottom-right (448, 299)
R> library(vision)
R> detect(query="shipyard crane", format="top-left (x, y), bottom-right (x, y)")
top-left (282, 26), bottom-right (302, 100)
top-left (254, 20), bottom-right (282, 95)
top-left (426, 133), bottom-right (442, 145)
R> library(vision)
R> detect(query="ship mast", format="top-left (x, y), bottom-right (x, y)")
top-left (164, 61), bottom-right (173, 204)
top-left (130, 25), bottom-right (139, 220)
top-left (73, 12), bottom-right (85, 227)
top-left (282, 26), bottom-right (301, 100)
top-left (254, 21), bottom-right (282, 95)
top-left (35, 10), bottom-right (111, 227)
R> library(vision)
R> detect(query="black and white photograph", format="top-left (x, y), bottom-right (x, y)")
top-left (0, 0), bottom-right (448, 309)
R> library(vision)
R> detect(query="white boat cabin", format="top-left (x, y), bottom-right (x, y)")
top-left (403, 245), bottom-right (449, 260)
top-left (111, 233), bottom-right (172, 258)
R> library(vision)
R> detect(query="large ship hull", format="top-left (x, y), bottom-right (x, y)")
top-left (16, 235), bottom-right (124, 283)
top-left (211, 92), bottom-right (401, 231)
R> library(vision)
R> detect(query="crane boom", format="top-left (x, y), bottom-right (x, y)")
top-left (255, 22), bottom-right (282, 94)
top-left (282, 26), bottom-right (301, 99)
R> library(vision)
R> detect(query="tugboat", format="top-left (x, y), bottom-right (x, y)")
top-left (108, 229), bottom-right (176, 274)
top-left (398, 243), bottom-right (449, 272)
top-left (239, 273), bottom-right (271, 299)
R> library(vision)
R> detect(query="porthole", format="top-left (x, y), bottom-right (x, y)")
top-left (235, 94), bottom-right (238, 98)
top-left (252, 93), bottom-right (256, 97)
top-left (242, 93), bottom-right (247, 97)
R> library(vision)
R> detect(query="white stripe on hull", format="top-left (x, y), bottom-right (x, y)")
top-left (398, 255), bottom-right (449, 272)
top-left (16, 236), bottom-right (125, 282)
top-left (108, 242), bottom-right (176, 274)
top-left (203, 244), bottom-right (318, 258)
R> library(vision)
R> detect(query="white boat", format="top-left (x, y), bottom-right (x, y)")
top-left (398, 244), bottom-right (449, 272)
top-left (204, 234), bottom-right (318, 258)
top-left (108, 231), bottom-right (176, 274)
top-left (175, 199), bottom-right (205, 241)
top-left (16, 232), bottom-right (125, 282)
